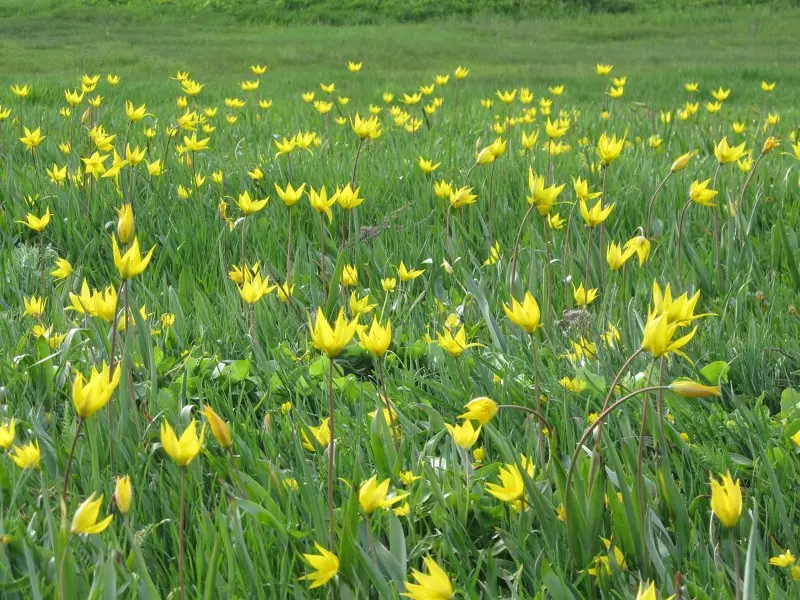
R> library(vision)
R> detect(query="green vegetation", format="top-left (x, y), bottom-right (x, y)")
top-left (1, 2), bottom-right (800, 599)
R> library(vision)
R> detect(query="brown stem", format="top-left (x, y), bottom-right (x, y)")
top-left (286, 206), bottom-right (293, 286)
top-left (61, 417), bottom-right (83, 504)
top-left (39, 232), bottom-right (45, 294)
top-left (599, 167), bottom-right (608, 290)
top-left (563, 384), bottom-right (669, 558)
top-left (644, 171), bottom-right (671, 238)
top-left (327, 360), bottom-right (336, 551)
top-left (676, 198), bottom-right (692, 288)
top-left (583, 227), bottom-right (594, 291)
top-left (530, 335), bottom-right (544, 464)
top-left (179, 469), bottom-right (186, 600)
top-left (509, 201), bottom-right (537, 294)
top-left (351, 138), bottom-right (364, 189)
top-left (730, 528), bottom-right (741, 600)
top-left (487, 160), bottom-right (496, 244)
top-left (377, 359), bottom-right (399, 449)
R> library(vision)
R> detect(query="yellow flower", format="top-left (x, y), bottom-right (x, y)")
top-left (72, 362), bottom-right (121, 418)
top-left (393, 502), bottom-right (410, 516)
top-left (358, 475), bottom-right (409, 514)
top-left (248, 166), bottom-right (264, 181)
top-left (112, 236), bottom-right (155, 279)
top-left (606, 241), bottom-right (632, 271)
top-left (24, 295), bottom-right (46, 318)
top-left (669, 380), bottom-right (721, 397)
top-left (71, 493), bottom-right (113, 535)
top-left (46, 163), bottom-right (68, 184)
top-left (527, 170), bottom-right (565, 215)
top-left (308, 186), bottom-right (336, 223)
top-left (19, 127), bottom-right (45, 151)
top-left (160, 419), bottom-right (205, 467)
top-left (572, 176), bottom-right (602, 202)
top-left (769, 550), bottom-right (796, 568)
top-left (358, 317), bottom-right (392, 357)
top-left (573, 283), bottom-right (598, 307)
top-left (183, 132), bottom-right (210, 152)
top-left (341, 264), bottom-right (358, 287)
top-left (449, 186), bottom-right (477, 208)
top-left (580, 199), bottom-right (614, 227)
top-left (308, 308), bottom-right (358, 358)
top-left (711, 87), bottom-right (731, 101)
top-left (346, 60), bottom-right (362, 72)
top-left (381, 277), bottom-right (397, 292)
top-left (641, 312), bottom-right (696, 360)
top-left (635, 581), bottom-right (657, 600)
top-left (623, 235), bottom-right (651, 265)
top-left (685, 82), bottom-right (699, 92)
top-left (114, 476), bottom-right (132, 514)
top-left (547, 213), bottom-right (566, 230)
top-left (18, 207), bottom-right (51, 232)
top-left (334, 183), bottom-right (364, 210)
top-left (239, 272), bottom-right (276, 304)
top-left (545, 117), bottom-right (568, 139)
top-left (714, 137), bottom-right (746, 164)
top-left (251, 64), bottom-right (267, 75)
top-left (403, 557), bottom-right (454, 600)
top-left (236, 191), bottom-right (269, 215)
top-left (116, 204), bottom-right (135, 244)
top-left (0, 419), bottom-right (16, 448)
top-left (418, 156), bottom-right (440, 174)
top-left (762, 136), bottom-right (779, 154)
top-left (11, 83), bottom-right (31, 97)
top-left (274, 182), bottom-right (306, 207)
top-left (608, 86), bottom-right (624, 99)
top-left (398, 261), bottom-right (425, 281)
top-left (521, 129), bottom-right (539, 150)
top-left (351, 113), bottom-right (381, 139)
top-left (125, 101), bottom-right (148, 122)
top-left (399, 471), bottom-right (420, 486)
top-left (597, 132), bottom-right (624, 166)
top-left (503, 292), bottom-right (541, 333)
top-left (671, 150), bottom-right (694, 172)
top-left (689, 179), bottom-right (719, 207)
top-left (710, 471), bottom-right (743, 528)
top-left (437, 325), bottom-right (480, 357)
top-left (486, 458), bottom-right (534, 505)
top-left (454, 65), bottom-right (469, 80)
top-left (595, 64), bottom-right (613, 75)
top-left (199, 406), bottom-right (232, 451)
top-left (301, 418), bottom-right (331, 451)
top-left (349, 292), bottom-right (376, 317)
top-left (445, 419), bottom-right (481, 449)
top-left (496, 89), bottom-right (517, 104)
top-left (10, 441), bottom-right (40, 469)
top-left (148, 160), bottom-right (163, 177)
top-left (300, 543), bottom-right (339, 588)
top-left (459, 397), bottom-right (497, 425)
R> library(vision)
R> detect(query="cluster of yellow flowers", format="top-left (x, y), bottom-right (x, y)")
top-left (4, 56), bottom-right (800, 599)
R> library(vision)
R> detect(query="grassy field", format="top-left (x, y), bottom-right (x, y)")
top-left (1, 3), bottom-right (800, 599)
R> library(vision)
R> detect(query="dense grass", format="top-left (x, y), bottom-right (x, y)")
top-left (1, 4), bottom-right (800, 600)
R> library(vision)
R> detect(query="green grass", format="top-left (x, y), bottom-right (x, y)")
top-left (1, 3), bottom-right (800, 599)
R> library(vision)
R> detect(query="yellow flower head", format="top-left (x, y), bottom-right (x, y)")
top-left (669, 380), bottom-right (721, 397)
top-left (300, 543), bottom-right (339, 589)
top-left (445, 419), bottom-right (481, 449)
top-left (403, 557), bottom-right (454, 600)
top-left (116, 204), bottom-right (135, 244)
top-left (358, 317), bottom-right (392, 357)
top-left (72, 362), bottom-right (121, 418)
top-left (597, 132), bottom-right (624, 166)
top-left (341, 264), bottom-right (358, 287)
top-left (503, 292), bottom-right (541, 333)
top-left (0, 419), bottom-right (16, 449)
top-left (710, 471), bottom-right (743, 528)
top-left (437, 325), bottom-right (480, 357)
top-left (580, 199), bottom-right (614, 227)
top-left (18, 207), bottom-right (51, 232)
top-left (274, 182), bottom-right (306, 207)
top-left (24, 295), bottom-right (46, 318)
top-left (308, 186), bottom-right (336, 222)
top-left (237, 190), bottom-right (269, 215)
top-left (358, 475), bottom-right (409, 514)
top-left (459, 397), bottom-right (497, 425)
top-left (202, 405), bottom-right (232, 448)
top-left (71, 493), bottom-right (113, 535)
top-left (10, 441), bottom-right (40, 470)
top-left (113, 236), bottom-right (154, 280)
top-left (714, 137), bottom-right (746, 164)
top-left (398, 261), bottom-right (425, 282)
top-left (160, 419), bottom-right (205, 467)
top-left (308, 308), bottom-right (358, 358)
top-left (114, 476), bottom-right (132, 514)
top-left (301, 418), bottom-right (331, 451)
top-left (573, 283), bottom-right (598, 307)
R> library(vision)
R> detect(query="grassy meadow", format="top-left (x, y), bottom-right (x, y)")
top-left (1, 2), bottom-right (800, 599)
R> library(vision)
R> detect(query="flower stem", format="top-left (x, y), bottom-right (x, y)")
top-left (644, 171), bottom-right (671, 238)
top-left (676, 198), bottom-right (692, 288)
top-left (327, 360), bottom-right (336, 552)
top-left (377, 358), bottom-right (399, 449)
top-left (730, 528), bottom-right (741, 600)
top-left (179, 468), bottom-right (186, 600)
top-left (61, 417), bottom-right (83, 505)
